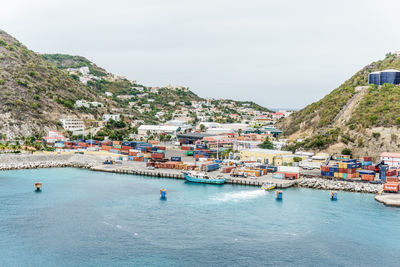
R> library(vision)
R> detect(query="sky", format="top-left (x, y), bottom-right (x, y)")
top-left (2, 0), bottom-right (400, 109)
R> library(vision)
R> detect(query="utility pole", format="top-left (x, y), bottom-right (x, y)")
top-left (217, 139), bottom-right (219, 160)
top-left (6, 123), bottom-right (9, 141)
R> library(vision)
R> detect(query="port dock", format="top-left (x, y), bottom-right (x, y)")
top-left (90, 165), bottom-right (296, 188)
top-left (375, 194), bottom-right (400, 207)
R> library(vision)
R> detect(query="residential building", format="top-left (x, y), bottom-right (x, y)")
top-left (43, 131), bottom-right (66, 143)
top-left (381, 152), bottom-right (400, 167)
top-left (102, 114), bottom-right (121, 122)
top-left (75, 100), bottom-right (103, 108)
top-left (59, 118), bottom-right (85, 132)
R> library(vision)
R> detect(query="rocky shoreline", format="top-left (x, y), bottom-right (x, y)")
top-left (0, 153), bottom-right (98, 171)
top-left (296, 177), bottom-right (382, 194)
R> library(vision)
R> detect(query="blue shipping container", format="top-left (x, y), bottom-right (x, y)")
top-left (171, 157), bottom-right (181, 162)
top-left (109, 149), bottom-right (121, 154)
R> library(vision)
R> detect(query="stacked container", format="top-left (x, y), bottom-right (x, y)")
top-left (321, 159), bottom-right (361, 179)
top-left (362, 157), bottom-right (373, 167)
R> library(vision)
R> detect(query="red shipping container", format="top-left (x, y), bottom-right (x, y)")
top-left (181, 146), bottom-right (190, 151)
top-left (156, 146), bottom-right (166, 151)
top-left (129, 151), bottom-right (139, 156)
top-left (386, 177), bottom-right (399, 183)
top-left (151, 153), bottom-right (165, 159)
top-left (283, 172), bottom-right (299, 179)
top-left (122, 145), bottom-right (131, 150)
top-left (384, 183), bottom-right (400, 192)
top-left (146, 162), bottom-right (155, 167)
top-left (222, 167), bottom-right (235, 173)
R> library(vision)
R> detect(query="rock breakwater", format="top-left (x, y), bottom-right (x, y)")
top-left (297, 177), bottom-right (382, 194)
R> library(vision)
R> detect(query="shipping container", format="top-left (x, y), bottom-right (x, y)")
top-left (386, 177), bottom-right (399, 183)
top-left (361, 174), bottom-right (375, 181)
top-left (384, 183), bottom-right (400, 192)
top-left (272, 172), bottom-right (284, 179)
top-left (222, 166), bottom-right (235, 173)
top-left (171, 157), bottom-right (182, 162)
top-left (151, 153), bottom-right (165, 159)
top-left (109, 149), bottom-right (121, 154)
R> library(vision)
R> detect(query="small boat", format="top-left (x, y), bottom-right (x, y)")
top-left (34, 182), bottom-right (42, 192)
top-left (261, 181), bottom-right (276, 191)
top-left (184, 171), bottom-right (226, 184)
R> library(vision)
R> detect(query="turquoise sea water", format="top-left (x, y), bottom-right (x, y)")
top-left (1, 168), bottom-right (400, 266)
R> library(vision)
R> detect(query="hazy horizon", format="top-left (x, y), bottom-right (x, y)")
top-left (2, 0), bottom-right (400, 109)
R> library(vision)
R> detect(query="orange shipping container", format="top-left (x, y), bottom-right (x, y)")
top-left (384, 183), bottom-right (400, 192)
top-left (386, 177), bottom-right (399, 183)
top-left (361, 174), bottom-right (374, 181)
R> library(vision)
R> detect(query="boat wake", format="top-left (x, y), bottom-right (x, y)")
top-left (211, 189), bottom-right (268, 202)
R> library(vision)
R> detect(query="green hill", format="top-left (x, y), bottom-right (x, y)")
top-left (278, 53), bottom-right (400, 158)
top-left (0, 30), bottom-right (102, 138)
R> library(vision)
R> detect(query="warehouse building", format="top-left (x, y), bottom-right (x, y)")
top-left (368, 69), bottom-right (400, 85)
top-left (138, 125), bottom-right (180, 137)
top-left (239, 149), bottom-right (293, 165)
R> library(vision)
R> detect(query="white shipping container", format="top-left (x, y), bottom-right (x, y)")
top-left (278, 166), bottom-right (300, 173)
top-left (299, 161), bottom-right (321, 169)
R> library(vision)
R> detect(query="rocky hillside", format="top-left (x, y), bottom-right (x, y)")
top-left (278, 53), bottom-right (400, 159)
top-left (0, 30), bottom-right (102, 138)
top-left (42, 53), bottom-right (272, 123)
top-left (0, 29), bottom-right (272, 139)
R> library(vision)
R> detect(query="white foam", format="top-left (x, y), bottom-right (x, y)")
top-left (211, 189), bottom-right (268, 202)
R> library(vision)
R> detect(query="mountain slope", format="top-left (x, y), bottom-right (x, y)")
top-left (278, 53), bottom-right (400, 158)
top-left (41, 54), bottom-right (272, 117)
top-left (0, 30), bottom-right (102, 138)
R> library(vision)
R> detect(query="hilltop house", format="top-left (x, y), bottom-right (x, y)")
top-left (102, 114), bottom-right (121, 122)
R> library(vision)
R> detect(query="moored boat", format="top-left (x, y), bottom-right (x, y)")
top-left (184, 171), bottom-right (226, 184)
top-left (261, 181), bottom-right (276, 191)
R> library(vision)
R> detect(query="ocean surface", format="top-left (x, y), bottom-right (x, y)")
top-left (1, 168), bottom-right (400, 266)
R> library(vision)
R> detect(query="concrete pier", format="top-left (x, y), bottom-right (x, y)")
top-left (90, 165), bottom-right (296, 188)
top-left (375, 194), bottom-right (400, 207)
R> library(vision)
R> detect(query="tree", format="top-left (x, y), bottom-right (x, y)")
top-left (258, 137), bottom-right (274, 149)
top-left (293, 157), bottom-right (303, 162)
top-left (238, 128), bottom-right (242, 136)
top-left (200, 124), bottom-right (205, 132)
top-left (341, 148), bottom-right (352, 158)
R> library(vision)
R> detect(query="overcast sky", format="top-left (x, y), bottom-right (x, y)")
top-left (2, 0), bottom-right (400, 109)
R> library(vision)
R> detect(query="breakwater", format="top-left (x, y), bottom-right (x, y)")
top-left (297, 177), bottom-right (382, 194)
top-left (0, 154), bottom-right (97, 171)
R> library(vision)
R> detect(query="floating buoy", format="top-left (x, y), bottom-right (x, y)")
top-left (330, 191), bottom-right (337, 201)
top-left (160, 189), bottom-right (167, 199)
top-left (276, 190), bottom-right (283, 200)
top-left (35, 182), bottom-right (42, 192)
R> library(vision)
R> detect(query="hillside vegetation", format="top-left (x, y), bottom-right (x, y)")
top-left (0, 30), bottom-right (101, 138)
top-left (278, 53), bottom-right (400, 158)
